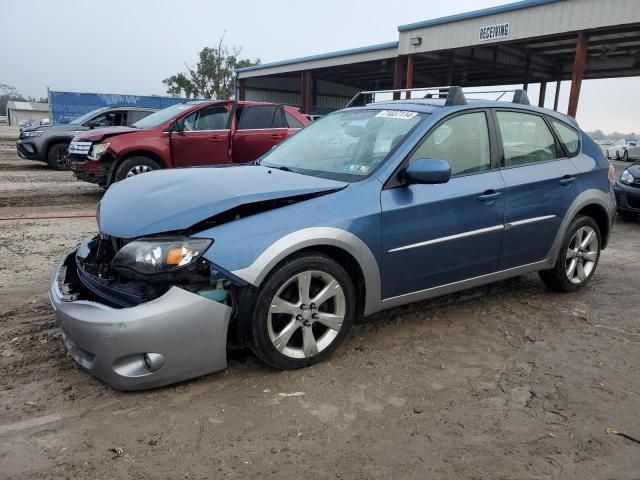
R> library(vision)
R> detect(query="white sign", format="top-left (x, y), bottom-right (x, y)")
top-left (375, 110), bottom-right (418, 120)
top-left (479, 23), bottom-right (510, 41)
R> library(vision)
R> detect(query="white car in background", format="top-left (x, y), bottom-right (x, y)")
top-left (607, 139), bottom-right (640, 161)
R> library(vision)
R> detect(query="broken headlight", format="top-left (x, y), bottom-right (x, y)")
top-left (111, 237), bottom-right (212, 275)
top-left (88, 142), bottom-right (110, 160)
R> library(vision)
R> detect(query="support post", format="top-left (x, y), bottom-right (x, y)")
top-left (238, 78), bottom-right (246, 101)
top-left (567, 32), bottom-right (588, 118)
top-left (300, 71), bottom-right (312, 114)
top-left (553, 79), bottom-right (561, 111)
top-left (393, 56), bottom-right (404, 100)
top-left (405, 54), bottom-right (414, 99)
top-left (538, 81), bottom-right (547, 108)
top-left (447, 52), bottom-right (454, 85)
top-left (523, 54), bottom-right (531, 91)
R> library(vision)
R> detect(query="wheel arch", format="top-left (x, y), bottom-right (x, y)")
top-left (547, 189), bottom-right (614, 265)
top-left (44, 138), bottom-right (70, 159)
top-left (107, 150), bottom-right (166, 184)
top-left (231, 227), bottom-right (382, 316)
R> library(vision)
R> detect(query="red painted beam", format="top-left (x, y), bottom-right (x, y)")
top-left (393, 56), bottom-right (404, 100)
top-left (405, 55), bottom-right (414, 99)
top-left (300, 71), bottom-right (312, 114)
top-left (538, 80), bottom-right (547, 108)
top-left (567, 32), bottom-right (589, 118)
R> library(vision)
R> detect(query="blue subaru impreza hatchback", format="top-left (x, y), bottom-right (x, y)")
top-left (50, 87), bottom-right (615, 390)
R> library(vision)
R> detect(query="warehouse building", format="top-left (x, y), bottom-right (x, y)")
top-left (6, 101), bottom-right (49, 126)
top-left (235, 0), bottom-right (640, 117)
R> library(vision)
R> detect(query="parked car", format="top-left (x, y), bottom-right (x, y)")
top-left (607, 139), bottom-right (640, 161)
top-left (69, 100), bottom-right (309, 187)
top-left (17, 107), bottom-right (157, 170)
top-left (39, 118), bottom-right (51, 126)
top-left (50, 86), bottom-right (615, 390)
top-left (304, 114), bottom-right (323, 122)
top-left (613, 160), bottom-right (640, 217)
top-left (19, 119), bottom-right (34, 129)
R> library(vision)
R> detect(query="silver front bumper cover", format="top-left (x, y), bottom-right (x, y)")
top-left (49, 254), bottom-right (232, 390)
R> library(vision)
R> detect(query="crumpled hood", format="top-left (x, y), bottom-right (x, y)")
top-left (74, 126), bottom-right (139, 142)
top-left (99, 166), bottom-right (347, 238)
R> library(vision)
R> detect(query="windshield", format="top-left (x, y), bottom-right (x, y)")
top-left (132, 102), bottom-right (204, 129)
top-left (69, 107), bottom-right (108, 125)
top-left (260, 109), bottom-right (425, 181)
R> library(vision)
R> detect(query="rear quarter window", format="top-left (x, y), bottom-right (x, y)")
top-left (550, 118), bottom-right (581, 156)
top-left (285, 111), bottom-right (305, 128)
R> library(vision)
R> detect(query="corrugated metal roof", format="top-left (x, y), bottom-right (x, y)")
top-left (6, 101), bottom-right (49, 112)
top-left (235, 41), bottom-right (399, 74)
top-left (397, 0), bottom-right (561, 31)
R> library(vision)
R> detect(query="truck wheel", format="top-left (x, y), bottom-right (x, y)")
top-left (539, 215), bottom-right (601, 293)
top-left (114, 156), bottom-right (161, 183)
top-left (250, 253), bottom-right (356, 370)
top-left (47, 143), bottom-right (70, 170)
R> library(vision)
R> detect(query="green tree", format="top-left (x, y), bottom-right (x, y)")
top-left (163, 36), bottom-right (259, 100)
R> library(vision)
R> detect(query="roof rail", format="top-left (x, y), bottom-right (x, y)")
top-left (346, 86), bottom-right (531, 108)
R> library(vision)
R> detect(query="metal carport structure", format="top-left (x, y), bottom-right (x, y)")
top-left (236, 0), bottom-right (640, 117)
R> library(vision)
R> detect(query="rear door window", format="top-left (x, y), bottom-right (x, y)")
top-left (285, 111), bottom-right (305, 128)
top-left (236, 105), bottom-right (278, 130)
top-left (129, 110), bottom-right (153, 125)
top-left (496, 111), bottom-right (558, 167)
top-left (549, 118), bottom-right (580, 156)
top-left (90, 110), bottom-right (127, 127)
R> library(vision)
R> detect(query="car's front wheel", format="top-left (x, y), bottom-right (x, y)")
top-left (623, 150), bottom-right (629, 161)
top-left (114, 156), bottom-right (161, 183)
top-left (250, 253), bottom-right (356, 370)
top-left (47, 143), bottom-right (70, 170)
top-left (539, 215), bottom-right (601, 292)
top-left (616, 150), bottom-right (621, 160)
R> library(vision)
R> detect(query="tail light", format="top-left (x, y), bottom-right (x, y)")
top-left (608, 164), bottom-right (615, 182)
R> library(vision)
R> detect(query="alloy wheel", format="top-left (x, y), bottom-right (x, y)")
top-left (126, 165), bottom-right (152, 177)
top-left (56, 146), bottom-right (70, 169)
top-left (267, 270), bottom-right (346, 359)
top-left (565, 226), bottom-right (599, 285)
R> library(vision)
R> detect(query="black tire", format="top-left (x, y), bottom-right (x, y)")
top-left (114, 156), bottom-right (161, 183)
top-left (623, 150), bottom-right (629, 161)
top-left (47, 143), bottom-right (70, 170)
top-left (616, 150), bottom-right (621, 160)
top-left (250, 253), bottom-right (356, 370)
top-left (539, 215), bottom-right (601, 293)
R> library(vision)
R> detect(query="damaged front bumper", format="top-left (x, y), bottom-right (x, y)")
top-left (49, 252), bottom-right (232, 390)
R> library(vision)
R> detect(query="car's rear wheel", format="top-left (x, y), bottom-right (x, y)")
top-left (250, 253), bottom-right (356, 370)
top-left (539, 216), bottom-right (601, 292)
top-left (114, 156), bottom-right (161, 183)
top-left (47, 143), bottom-right (70, 170)
top-left (616, 150), bottom-right (621, 160)
top-left (623, 150), bottom-right (629, 161)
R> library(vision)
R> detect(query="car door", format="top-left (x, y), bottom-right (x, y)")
top-left (495, 109), bottom-right (580, 270)
top-left (170, 105), bottom-right (231, 167)
top-left (380, 110), bottom-right (506, 299)
top-left (231, 105), bottom-right (288, 163)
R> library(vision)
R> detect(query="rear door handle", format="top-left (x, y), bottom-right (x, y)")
top-left (559, 175), bottom-right (575, 186)
top-left (209, 136), bottom-right (223, 143)
top-left (270, 134), bottom-right (285, 139)
top-left (477, 190), bottom-right (502, 202)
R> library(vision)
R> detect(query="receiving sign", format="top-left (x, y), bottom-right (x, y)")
top-left (479, 23), bottom-right (510, 41)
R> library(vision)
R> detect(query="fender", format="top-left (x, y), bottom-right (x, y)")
top-left (231, 227), bottom-right (382, 316)
top-left (543, 188), bottom-right (615, 268)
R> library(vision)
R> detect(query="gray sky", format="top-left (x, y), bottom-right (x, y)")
top-left (1, 0), bottom-right (638, 133)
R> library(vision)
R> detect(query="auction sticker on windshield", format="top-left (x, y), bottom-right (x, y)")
top-left (375, 110), bottom-right (418, 120)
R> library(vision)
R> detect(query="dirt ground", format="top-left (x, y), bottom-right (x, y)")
top-left (1, 133), bottom-right (639, 480)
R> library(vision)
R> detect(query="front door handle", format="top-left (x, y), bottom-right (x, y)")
top-left (477, 190), bottom-right (502, 202)
top-left (559, 175), bottom-right (575, 186)
top-left (270, 134), bottom-right (285, 140)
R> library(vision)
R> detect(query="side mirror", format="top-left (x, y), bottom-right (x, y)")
top-left (404, 159), bottom-right (451, 184)
top-left (164, 119), bottom-right (180, 133)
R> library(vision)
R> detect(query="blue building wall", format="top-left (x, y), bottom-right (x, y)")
top-left (49, 91), bottom-right (191, 124)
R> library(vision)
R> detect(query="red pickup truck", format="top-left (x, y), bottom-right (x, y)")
top-left (69, 100), bottom-right (309, 187)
